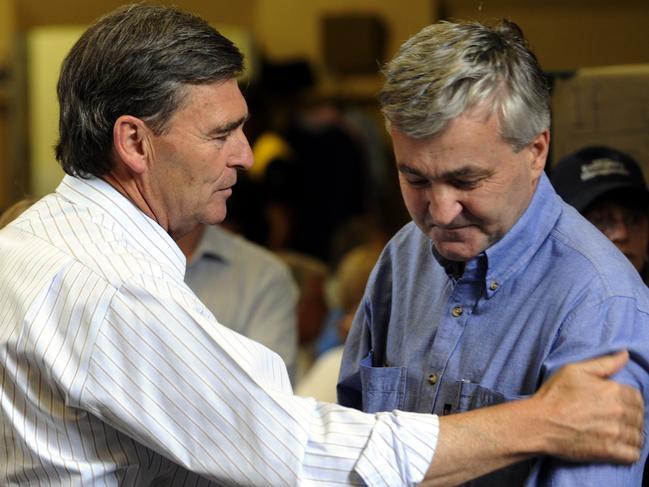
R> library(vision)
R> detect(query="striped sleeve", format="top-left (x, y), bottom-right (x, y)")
top-left (76, 276), bottom-right (438, 486)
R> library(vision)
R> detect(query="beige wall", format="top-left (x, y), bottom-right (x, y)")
top-left (15, 0), bottom-right (255, 28)
top-left (254, 0), bottom-right (434, 62)
top-left (0, 0), bottom-right (16, 67)
top-left (443, 0), bottom-right (649, 71)
top-left (27, 27), bottom-right (81, 197)
top-left (0, 0), bottom-right (16, 208)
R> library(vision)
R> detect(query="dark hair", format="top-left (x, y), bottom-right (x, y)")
top-left (55, 3), bottom-right (244, 178)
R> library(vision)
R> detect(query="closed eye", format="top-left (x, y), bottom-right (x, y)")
top-left (398, 165), bottom-right (429, 188)
top-left (404, 177), bottom-right (429, 188)
top-left (213, 132), bottom-right (231, 143)
top-left (449, 178), bottom-right (482, 190)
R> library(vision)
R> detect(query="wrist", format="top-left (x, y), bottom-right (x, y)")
top-left (497, 396), bottom-right (552, 457)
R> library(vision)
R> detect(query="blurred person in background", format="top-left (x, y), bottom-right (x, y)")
top-left (297, 242), bottom-right (383, 401)
top-left (315, 216), bottom-right (390, 357)
top-left (552, 145), bottom-right (649, 283)
top-left (277, 251), bottom-right (329, 382)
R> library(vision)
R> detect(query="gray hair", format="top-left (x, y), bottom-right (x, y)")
top-left (379, 19), bottom-right (550, 151)
top-left (55, 4), bottom-right (244, 178)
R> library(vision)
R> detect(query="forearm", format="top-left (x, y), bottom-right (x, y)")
top-left (421, 398), bottom-right (544, 486)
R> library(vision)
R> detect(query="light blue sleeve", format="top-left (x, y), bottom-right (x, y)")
top-left (337, 296), bottom-right (373, 410)
top-left (529, 294), bottom-right (649, 486)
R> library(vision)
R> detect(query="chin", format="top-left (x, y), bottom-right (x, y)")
top-left (434, 241), bottom-right (484, 262)
top-left (201, 206), bottom-right (227, 226)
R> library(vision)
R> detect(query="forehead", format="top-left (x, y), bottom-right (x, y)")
top-left (170, 79), bottom-right (248, 129)
top-left (391, 111), bottom-right (511, 174)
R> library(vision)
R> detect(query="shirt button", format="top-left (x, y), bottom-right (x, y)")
top-left (451, 306), bottom-right (463, 317)
top-left (489, 281), bottom-right (499, 291)
top-left (428, 373), bottom-right (438, 385)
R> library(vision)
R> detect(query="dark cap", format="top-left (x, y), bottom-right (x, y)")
top-left (550, 146), bottom-right (649, 212)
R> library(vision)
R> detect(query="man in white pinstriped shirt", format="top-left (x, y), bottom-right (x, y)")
top-left (0, 4), bottom-right (644, 486)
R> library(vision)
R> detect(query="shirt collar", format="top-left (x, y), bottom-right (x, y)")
top-left (188, 224), bottom-right (235, 266)
top-left (482, 173), bottom-right (561, 296)
top-left (431, 244), bottom-right (466, 282)
top-left (431, 173), bottom-right (561, 296)
top-left (56, 175), bottom-right (186, 280)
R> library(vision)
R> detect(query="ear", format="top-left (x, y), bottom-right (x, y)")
top-left (113, 115), bottom-right (151, 174)
top-left (528, 129), bottom-right (550, 178)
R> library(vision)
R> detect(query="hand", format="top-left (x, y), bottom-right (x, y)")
top-left (531, 350), bottom-right (644, 463)
top-left (421, 351), bottom-right (643, 486)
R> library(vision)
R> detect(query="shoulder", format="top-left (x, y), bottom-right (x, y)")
top-left (365, 221), bottom-right (441, 295)
top-left (381, 221), bottom-right (437, 269)
top-left (548, 203), bottom-right (649, 303)
top-left (205, 225), bottom-right (294, 282)
top-left (22, 195), bottom-right (178, 289)
top-left (379, 221), bottom-right (432, 266)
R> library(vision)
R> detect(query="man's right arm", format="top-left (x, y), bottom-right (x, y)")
top-left (420, 350), bottom-right (644, 487)
top-left (74, 279), bottom-right (641, 487)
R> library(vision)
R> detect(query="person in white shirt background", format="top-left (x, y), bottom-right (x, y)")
top-left (0, 4), bottom-right (643, 486)
top-left (177, 223), bottom-right (300, 381)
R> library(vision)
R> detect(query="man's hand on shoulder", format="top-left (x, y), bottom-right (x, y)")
top-left (422, 351), bottom-right (643, 487)
top-left (530, 350), bottom-right (644, 463)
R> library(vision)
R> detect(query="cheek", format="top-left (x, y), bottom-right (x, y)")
top-left (206, 155), bottom-right (230, 183)
top-left (399, 185), bottom-right (426, 214)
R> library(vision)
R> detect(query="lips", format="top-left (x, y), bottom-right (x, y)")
top-left (218, 178), bottom-right (237, 192)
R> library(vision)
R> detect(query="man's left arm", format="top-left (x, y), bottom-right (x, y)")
top-left (533, 295), bottom-right (649, 484)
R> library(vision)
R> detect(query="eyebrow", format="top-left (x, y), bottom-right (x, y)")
top-left (397, 163), bottom-right (493, 180)
top-left (397, 164), bottom-right (425, 177)
top-left (207, 113), bottom-right (249, 136)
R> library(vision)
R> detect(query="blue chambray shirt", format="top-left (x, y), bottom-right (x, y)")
top-left (338, 173), bottom-right (649, 486)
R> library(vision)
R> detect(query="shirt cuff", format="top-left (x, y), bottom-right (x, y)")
top-left (355, 410), bottom-right (439, 487)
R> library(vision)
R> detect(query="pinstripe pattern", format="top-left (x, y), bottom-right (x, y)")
top-left (0, 175), bottom-right (438, 486)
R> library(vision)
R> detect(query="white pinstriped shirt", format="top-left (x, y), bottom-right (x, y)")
top-left (0, 175), bottom-right (439, 486)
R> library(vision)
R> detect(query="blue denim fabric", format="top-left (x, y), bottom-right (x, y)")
top-left (359, 351), bottom-right (407, 413)
top-left (338, 174), bottom-right (649, 486)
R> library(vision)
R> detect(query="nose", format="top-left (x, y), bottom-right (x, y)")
top-left (230, 129), bottom-right (254, 171)
top-left (426, 185), bottom-right (463, 227)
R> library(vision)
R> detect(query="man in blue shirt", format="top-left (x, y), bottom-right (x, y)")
top-left (338, 19), bottom-right (649, 485)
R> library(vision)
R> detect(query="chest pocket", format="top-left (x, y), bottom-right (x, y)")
top-left (454, 381), bottom-right (535, 486)
top-left (456, 380), bottom-right (530, 412)
top-left (359, 352), bottom-right (407, 413)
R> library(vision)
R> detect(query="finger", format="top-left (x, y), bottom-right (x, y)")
top-left (605, 445), bottom-right (641, 464)
top-left (575, 350), bottom-right (629, 378)
top-left (601, 385), bottom-right (643, 424)
top-left (619, 387), bottom-right (644, 410)
top-left (612, 402), bottom-right (644, 446)
top-left (583, 424), bottom-right (643, 463)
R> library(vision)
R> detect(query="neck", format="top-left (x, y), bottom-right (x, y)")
top-left (103, 171), bottom-right (171, 234)
top-left (176, 224), bottom-right (206, 260)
